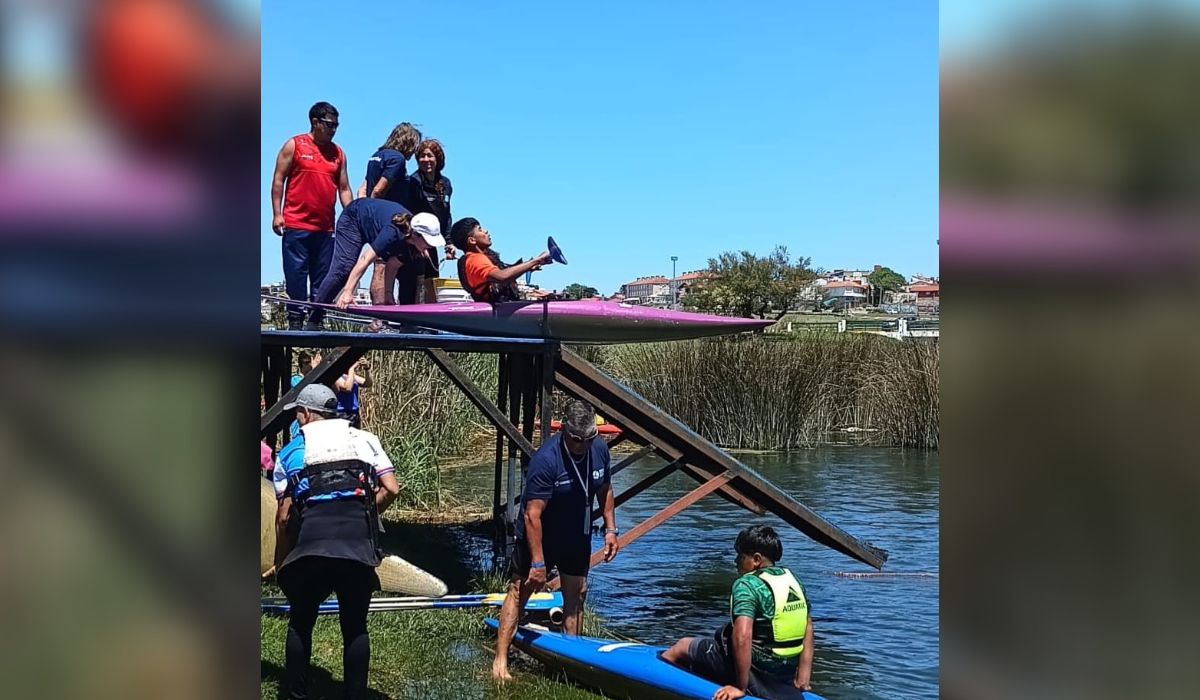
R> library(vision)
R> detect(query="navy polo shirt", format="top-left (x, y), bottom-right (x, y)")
top-left (343, 198), bottom-right (413, 259)
top-left (364, 148), bottom-right (408, 203)
top-left (409, 173), bottom-right (453, 237)
top-left (515, 434), bottom-right (611, 543)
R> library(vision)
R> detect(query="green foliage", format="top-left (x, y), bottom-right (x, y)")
top-left (681, 247), bottom-right (815, 319)
top-left (562, 283), bottom-right (599, 299)
top-left (261, 573), bottom-right (619, 699)
top-left (381, 434), bottom-right (441, 509)
top-left (867, 266), bottom-right (907, 304)
top-left (604, 335), bottom-right (938, 448)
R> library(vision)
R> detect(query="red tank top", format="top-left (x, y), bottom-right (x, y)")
top-left (282, 133), bottom-right (345, 232)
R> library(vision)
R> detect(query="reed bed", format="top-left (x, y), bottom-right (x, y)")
top-left (354, 350), bottom-right (498, 505)
top-left (323, 333), bottom-right (936, 460)
top-left (599, 335), bottom-right (938, 449)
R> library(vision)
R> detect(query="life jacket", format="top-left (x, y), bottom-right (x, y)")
top-left (286, 420), bottom-right (382, 557)
top-left (457, 250), bottom-right (520, 303)
top-left (730, 567), bottom-right (809, 658)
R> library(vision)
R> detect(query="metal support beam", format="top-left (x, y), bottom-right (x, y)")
top-left (592, 471), bottom-right (733, 568)
top-left (260, 346), bottom-right (365, 440)
top-left (557, 347), bottom-right (887, 569)
top-left (539, 350), bottom-right (555, 445)
top-left (609, 444), bottom-right (657, 478)
top-left (593, 459), bottom-right (681, 521)
top-left (425, 348), bottom-right (536, 458)
top-left (555, 373), bottom-right (762, 514)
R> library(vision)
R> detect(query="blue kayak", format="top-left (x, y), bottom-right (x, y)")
top-left (485, 618), bottom-right (824, 700)
top-left (263, 591), bottom-right (563, 616)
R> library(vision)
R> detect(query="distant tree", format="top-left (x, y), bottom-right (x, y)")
top-left (867, 266), bottom-right (906, 305)
top-left (682, 247), bottom-right (815, 320)
top-left (563, 283), bottom-right (599, 299)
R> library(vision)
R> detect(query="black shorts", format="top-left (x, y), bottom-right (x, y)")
top-left (510, 536), bottom-right (591, 579)
top-left (683, 629), bottom-right (807, 700)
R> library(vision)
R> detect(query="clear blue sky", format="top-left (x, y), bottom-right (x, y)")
top-left (262, 1), bottom-right (938, 295)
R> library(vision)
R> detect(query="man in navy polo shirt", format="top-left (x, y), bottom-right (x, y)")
top-left (491, 400), bottom-right (620, 682)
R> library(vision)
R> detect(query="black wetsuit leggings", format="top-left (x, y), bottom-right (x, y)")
top-left (278, 556), bottom-right (375, 700)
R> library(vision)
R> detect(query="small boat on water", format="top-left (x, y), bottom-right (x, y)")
top-left (549, 419), bottom-right (622, 436)
top-left (304, 299), bottom-right (773, 343)
top-left (485, 618), bottom-right (825, 700)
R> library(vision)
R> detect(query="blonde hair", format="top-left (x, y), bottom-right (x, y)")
top-left (381, 123), bottom-right (422, 158)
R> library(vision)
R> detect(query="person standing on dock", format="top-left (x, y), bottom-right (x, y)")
top-left (304, 200), bottom-right (444, 329)
top-left (661, 525), bottom-right (815, 700)
top-left (355, 122), bottom-right (425, 305)
top-left (492, 399), bottom-right (620, 682)
top-left (271, 102), bottom-right (353, 330)
top-left (272, 383), bottom-right (402, 700)
top-left (406, 139), bottom-right (456, 303)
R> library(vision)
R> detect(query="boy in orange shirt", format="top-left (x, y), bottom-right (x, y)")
top-left (449, 217), bottom-right (550, 302)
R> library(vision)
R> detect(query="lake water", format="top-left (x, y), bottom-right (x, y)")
top-left (427, 447), bottom-right (939, 700)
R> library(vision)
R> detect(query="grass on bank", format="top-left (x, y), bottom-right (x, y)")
top-left (261, 571), bottom-right (617, 700)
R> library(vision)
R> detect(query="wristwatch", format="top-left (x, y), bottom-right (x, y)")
top-left (604, 528), bottom-right (619, 535)
top-left (530, 561), bottom-right (546, 569)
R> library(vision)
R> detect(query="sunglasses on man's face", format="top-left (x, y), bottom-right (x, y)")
top-left (565, 432), bottom-right (596, 444)
top-left (318, 118), bottom-right (339, 129)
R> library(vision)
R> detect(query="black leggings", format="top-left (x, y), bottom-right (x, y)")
top-left (278, 556), bottom-right (375, 700)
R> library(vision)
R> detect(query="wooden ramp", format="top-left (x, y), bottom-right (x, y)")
top-left (554, 346), bottom-right (888, 570)
top-left (259, 328), bottom-right (887, 575)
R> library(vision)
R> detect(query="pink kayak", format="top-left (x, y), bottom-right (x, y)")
top-left (322, 300), bottom-right (773, 343)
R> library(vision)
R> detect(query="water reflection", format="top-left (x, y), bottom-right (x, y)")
top-left (442, 447), bottom-right (939, 700)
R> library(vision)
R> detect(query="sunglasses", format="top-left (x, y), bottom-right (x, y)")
top-left (564, 431), bottom-right (597, 443)
top-left (317, 118), bottom-right (339, 129)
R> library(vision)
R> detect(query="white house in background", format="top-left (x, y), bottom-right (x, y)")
top-left (821, 280), bottom-right (869, 309)
top-left (620, 276), bottom-right (670, 306)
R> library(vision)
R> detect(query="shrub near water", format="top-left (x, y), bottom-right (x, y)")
top-left (601, 335), bottom-right (939, 449)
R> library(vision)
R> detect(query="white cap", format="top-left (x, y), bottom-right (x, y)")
top-left (410, 213), bottom-right (445, 248)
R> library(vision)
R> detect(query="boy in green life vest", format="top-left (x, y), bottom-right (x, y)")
top-left (662, 525), bottom-right (814, 700)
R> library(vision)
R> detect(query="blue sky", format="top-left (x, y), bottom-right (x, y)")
top-left (262, 1), bottom-right (938, 295)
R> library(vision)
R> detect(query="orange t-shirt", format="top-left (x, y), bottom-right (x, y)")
top-left (463, 251), bottom-right (499, 300)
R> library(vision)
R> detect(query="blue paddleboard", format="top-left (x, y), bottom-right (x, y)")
top-left (262, 591), bottom-right (563, 616)
top-left (485, 618), bottom-right (824, 700)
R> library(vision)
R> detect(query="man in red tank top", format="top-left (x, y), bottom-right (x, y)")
top-left (270, 102), bottom-right (353, 329)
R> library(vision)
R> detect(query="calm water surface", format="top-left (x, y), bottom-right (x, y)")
top-left (439, 447), bottom-right (939, 700)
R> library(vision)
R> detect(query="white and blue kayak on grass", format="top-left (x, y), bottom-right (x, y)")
top-left (484, 618), bottom-right (824, 700)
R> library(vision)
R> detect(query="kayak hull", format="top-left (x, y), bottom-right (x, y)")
top-left (485, 618), bottom-right (824, 700)
top-left (317, 300), bottom-right (773, 343)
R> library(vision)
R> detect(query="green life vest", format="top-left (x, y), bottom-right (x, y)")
top-left (730, 567), bottom-right (809, 658)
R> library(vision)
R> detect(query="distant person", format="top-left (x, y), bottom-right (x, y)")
top-left (492, 400), bottom-right (619, 682)
top-left (407, 139), bottom-right (456, 303)
top-left (334, 358), bottom-right (371, 428)
top-left (273, 384), bottom-right (401, 700)
top-left (306, 200), bottom-right (444, 328)
top-left (271, 101), bottom-right (353, 329)
top-left (661, 525), bottom-right (814, 700)
top-left (291, 350), bottom-right (322, 388)
top-left (290, 350), bottom-right (322, 439)
top-left (355, 123), bottom-right (424, 306)
top-left (449, 217), bottom-right (550, 303)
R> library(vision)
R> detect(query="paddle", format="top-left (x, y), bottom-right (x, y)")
top-left (547, 236), bottom-right (568, 264)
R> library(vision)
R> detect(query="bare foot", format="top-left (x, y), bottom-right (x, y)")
top-left (490, 660), bottom-right (513, 683)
